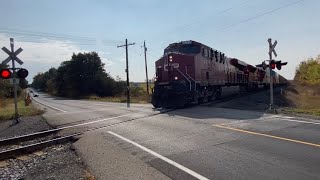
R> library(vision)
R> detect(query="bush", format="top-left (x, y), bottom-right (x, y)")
top-left (295, 55), bottom-right (320, 84)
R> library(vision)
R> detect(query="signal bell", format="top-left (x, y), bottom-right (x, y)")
top-left (0, 69), bottom-right (12, 79)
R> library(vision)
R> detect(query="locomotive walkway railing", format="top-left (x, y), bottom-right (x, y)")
top-left (176, 68), bottom-right (192, 91)
top-left (185, 72), bottom-right (197, 91)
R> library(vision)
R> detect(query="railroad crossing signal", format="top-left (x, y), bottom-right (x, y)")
top-left (268, 38), bottom-right (277, 60)
top-left (270, 60), bottom-right (276, 69)
top-left (1, 38), bottom-right (26, 125)
top-left (0, 69), bottom-right (11, 79)
top-left (256, 60), bottom-right (287, 70)
top-left (275, 61), bottom-right (288, 70)
top-left (0, 68), bottom-right (29, 79)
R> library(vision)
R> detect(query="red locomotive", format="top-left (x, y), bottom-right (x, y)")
top-left (152, 40), bottom-right (286, 108)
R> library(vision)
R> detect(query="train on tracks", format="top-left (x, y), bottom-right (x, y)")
top-left (151, 40), bottom-right (287, 108)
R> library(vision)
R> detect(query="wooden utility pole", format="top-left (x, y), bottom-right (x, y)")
top-left (143, 41), bottom-right (149, 95)
top-left (117, 39), bottom-right (135, 108)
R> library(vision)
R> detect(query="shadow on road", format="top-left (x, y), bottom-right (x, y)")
top-left (160, 87), bottom-right (292, 120)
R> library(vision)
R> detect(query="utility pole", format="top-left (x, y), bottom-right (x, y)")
top-left (117, 39), bottom-right (135, 108)
top-left (143, 41), bottom-right (149, 95)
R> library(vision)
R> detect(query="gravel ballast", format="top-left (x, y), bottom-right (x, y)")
top-left (0, 116), bottom-right (93, 180)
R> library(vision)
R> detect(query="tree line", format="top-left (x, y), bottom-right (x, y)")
top-left (31, 52), bottom-right (146, 98)
top-left (295, 54), bottom-right (320, 85)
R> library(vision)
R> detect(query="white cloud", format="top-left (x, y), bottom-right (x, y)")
top-left (0, 33), bottom-right (113, 66)
top-left (0, 33), bottom-right (114, 82)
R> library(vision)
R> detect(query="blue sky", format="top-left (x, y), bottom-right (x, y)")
top-left (0, 0), bottom-right (319, 82)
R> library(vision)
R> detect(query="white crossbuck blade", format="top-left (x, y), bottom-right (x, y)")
top-left (1, 47), bottom-right (24, 65)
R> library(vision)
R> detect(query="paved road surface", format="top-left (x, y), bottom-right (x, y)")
top-left (31, 89), bottom-right (320, 180)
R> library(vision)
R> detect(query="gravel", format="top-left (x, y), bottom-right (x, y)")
top-left (0, 116), bottom-right (52, 140)
top-left (0, 143), bottom-right (91, 180)
top-left (0, 116), bottom-right (94, 180)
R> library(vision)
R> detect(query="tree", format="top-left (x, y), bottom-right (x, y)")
top-left (52, 52), bottom-right (117, 97)
top-left (31, 52), bottom-right (128, 98)
top-left (295, 55), bottom-right (320, 84)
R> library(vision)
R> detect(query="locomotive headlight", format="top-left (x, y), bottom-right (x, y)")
top-left (169, 56), bottom-right (173, 62)
top-left (174, 76), bottom-right (178, 80)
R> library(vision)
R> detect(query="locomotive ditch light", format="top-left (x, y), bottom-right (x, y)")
top-left (0, 69), bottom-right (12, 79)
top-left (17, 68), bottom-right (29, 78)
top-left (174, 76), bottom-right (178, 80)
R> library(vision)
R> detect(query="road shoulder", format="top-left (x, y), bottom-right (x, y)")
top-left (73, 132), bottom-right (171, 180)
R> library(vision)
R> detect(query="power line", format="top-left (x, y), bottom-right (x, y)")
top-left (149, 0), bottom-right (305, 57)
top-left (0, 28), bottom-right (95, 42)
top-left (157, 0), bottom-right (253, 48)
top-left (167, 0), bottom-right (252, 34)
top-left (218, 0), bottom-right (306, 31)
top-left (0, 27), bottom-right (122, 46)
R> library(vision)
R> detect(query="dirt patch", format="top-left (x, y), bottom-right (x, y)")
top-left (280, 82), bottom-right (320, 117)
top-left (0, 116), bottom-right (51, 139)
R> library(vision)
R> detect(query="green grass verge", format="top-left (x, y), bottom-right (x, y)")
top-left (282, 108), bottom-right (320, 117)
top-left (85, 95), bottom-right (151, 104)
top-left (0, 99), bottom-right (44, 121)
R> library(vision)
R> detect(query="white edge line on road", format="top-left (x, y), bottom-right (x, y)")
top-left (266, 115), bottom-right (320, 125)
top-left (62, 113), bottom-right (138, 129)
top-left (107, 131), bottom-right (210, 180)
top-left (32, 97), bottom-right (67, 112)
top-left (275, 118), bottom-right (320, 125)
top-left (217, 117), bottom-right (320, 127)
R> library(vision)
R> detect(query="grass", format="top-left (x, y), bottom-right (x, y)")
top-left (281, 82), bottom-right (320, 117)
top-left (86, 94), bottom-right (151, 104)
top-left (84, 82), bottom-right (152, 104)
top-left (283, 108), bottom-right (320, 117)
top-left (0, 96), bottom-right (44, 121)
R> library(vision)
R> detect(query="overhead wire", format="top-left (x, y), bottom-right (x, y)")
top-left (0, 27), bottom-right (122, 47)
top-left (217, 0), bottom-right (306, 31)
top-left (148, 0), bottom-right (306, 58)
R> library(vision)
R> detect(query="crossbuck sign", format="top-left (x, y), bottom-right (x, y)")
top-left (2, 43), bottom-right (24, 65)
top-left (268, 38), bottom-right (277, 60)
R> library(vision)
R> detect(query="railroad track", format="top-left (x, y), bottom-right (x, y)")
top-left (0, 87), bottom-right (273, 161)
top-left (0, 108), bottom-right (175, 161)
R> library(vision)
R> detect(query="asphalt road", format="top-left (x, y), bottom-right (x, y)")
top-left (31, 89), bottom-right (320, 180)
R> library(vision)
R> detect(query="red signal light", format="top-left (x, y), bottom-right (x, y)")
top-left (0, 69), bottom-right (12, 79)
top-left (269, 60), bottom-right (276, 69)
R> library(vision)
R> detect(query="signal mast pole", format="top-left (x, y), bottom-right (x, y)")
top-left (11, 38), bottom-right (19, 124)
top-left (268, 38), bottom-right (277, 112)
top-left (117, 39), bottom-right (135, 108)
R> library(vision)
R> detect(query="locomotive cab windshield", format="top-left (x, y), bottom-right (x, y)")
top-left (164, 41), bottom-right (200, 55)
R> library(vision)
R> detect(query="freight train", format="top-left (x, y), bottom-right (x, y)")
top-left (151, 40), bottom-right (286, 108)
